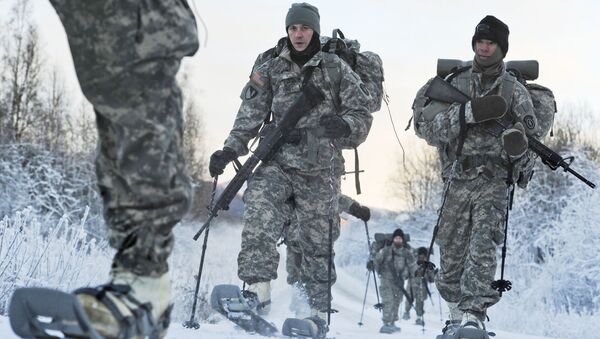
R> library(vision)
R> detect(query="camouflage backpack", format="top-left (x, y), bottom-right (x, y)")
top-left (434, 59), bottom-right (557, 137)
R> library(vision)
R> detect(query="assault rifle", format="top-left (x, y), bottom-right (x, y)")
top-left (424, 76), bottom-right (596, 189)
top-left (193, 82), bottom-right (325, 240)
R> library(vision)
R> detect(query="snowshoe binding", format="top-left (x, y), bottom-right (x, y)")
top-left (210, 284), bottom-right (277, 337)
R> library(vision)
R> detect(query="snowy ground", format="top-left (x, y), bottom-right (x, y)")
top-left (0, 264), bottom-right (555, 338)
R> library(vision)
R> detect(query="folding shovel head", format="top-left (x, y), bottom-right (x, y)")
top-left (9, 287), bottom-right (102, 339)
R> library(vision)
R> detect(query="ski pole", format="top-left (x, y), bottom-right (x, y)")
top-left (357, 271), bottom-right (370, 326)
top-left (183, 177), bottom-right (218, 329)
top-left (363, 221), bottom-right (383, 310)
top-left (492, 168), bottom-right (514, 296)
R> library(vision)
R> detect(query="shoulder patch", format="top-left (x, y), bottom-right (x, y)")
top-left (243, 84), bottom-right (258, 100)
top-left (523, 114), bottom-right (536, 130)
top-left (250, 71), bottom-right (267, 87)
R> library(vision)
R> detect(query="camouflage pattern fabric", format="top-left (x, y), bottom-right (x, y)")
top-left (434, 177), bottom-right (506, 318)
top-left (49, 0), bottom-right (198, 276)
top-left (413, 66), bottom-right (547, 319)
top-left (374, 245), bottom-right (417, 324)
top-left (238, 164), bottom-right (341, 311)
top-left (286, 194), bottom-right (358, 286)
top-left (223, 46), bottom-right (372, 173)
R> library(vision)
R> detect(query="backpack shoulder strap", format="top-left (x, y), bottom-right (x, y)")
top-left (500, 72), bottom-right (517, 111)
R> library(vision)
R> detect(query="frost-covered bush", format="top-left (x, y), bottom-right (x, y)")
top-left (0, 144), bottom-right (103, 236)
top-left (0, 207), bottom-right (112, 314)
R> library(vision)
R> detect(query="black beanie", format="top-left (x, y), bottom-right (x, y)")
top-left (285, 3), bottom-right (320, 35)
top-left (417, 247), bottom-right (429, 256)
top-left (471, 15), bottom-right (509, 57)
top-left (392, 228), bottom-right (404, 240)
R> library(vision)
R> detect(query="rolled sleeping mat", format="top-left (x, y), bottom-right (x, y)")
top-left (437, 59), bottom-right (539, 81)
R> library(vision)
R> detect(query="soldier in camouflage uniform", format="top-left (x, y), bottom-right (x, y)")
top-left (373, 228), bottom-right (417, 334)
top-left (403, 247), bottom-right (436, 326)
top-left (413, 15), bottom-right (545, 334)
top-left (48, 0), bottom-right (198, 337)
top-left (209, 2), bottom-right (372, 331)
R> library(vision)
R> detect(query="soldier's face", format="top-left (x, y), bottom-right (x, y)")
top-left (393, 236), bottom-right (403, 247)
top-left (475, 39), bottom-right (498, 60)
top-left (287, 24), bottom-right (314, 52)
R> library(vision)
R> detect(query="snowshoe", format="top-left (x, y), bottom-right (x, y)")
top-left (282, 316), bottom-right (327, 339)
top-left (210, 284), bottom-right (278, 337)
top-left (9, 287), bottom-right (103, 339)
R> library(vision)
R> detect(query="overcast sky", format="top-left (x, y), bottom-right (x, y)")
top-left (20, 0), bottom-right (600, 209)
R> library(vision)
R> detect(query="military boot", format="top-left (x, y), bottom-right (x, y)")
top-left (76, 269), bottom-right (172, 339)
top-left (461, 312), bottom-right (485, 330)
top-left (415, 315), bottom-right (425, 326)
top-left (304, 309), bottom-right (328, 339)
top-left (245, 281), bottom-right (271, 315)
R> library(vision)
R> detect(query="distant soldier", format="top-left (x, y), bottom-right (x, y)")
top-left (403, 247), bottom-right (436, 326)
top-left (373, 228), bottom-right (417, 334)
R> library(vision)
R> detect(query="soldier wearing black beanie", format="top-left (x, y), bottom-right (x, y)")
top-left (471, 15), bottom-right (510, 57)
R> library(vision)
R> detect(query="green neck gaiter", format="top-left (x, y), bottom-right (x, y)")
top-left (473, 47), bottom-right (505, 85)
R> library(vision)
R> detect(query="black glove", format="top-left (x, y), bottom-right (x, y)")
top-left (501, 122), bottom-right (528, 158)
top-left (208, 147), bottom-right (237, 177)
top-left (319, 115), bottom-right (351, 139)
top-left (469, 95), bottom-right (507, 123)
top-left (366, 260), bottom-right (374, 271)
top-left (348, 202), bottom-right (370, 221)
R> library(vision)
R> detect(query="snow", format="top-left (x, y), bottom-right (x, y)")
top-left (1, 145), bottom-right (599, 338)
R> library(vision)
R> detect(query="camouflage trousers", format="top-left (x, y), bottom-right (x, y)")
top-left (379, 277), bottom-right (405, 324)
top-left (435, 175), bottom-right (507, 318)
top-left (238, 163), bottom-right (340, 311)
top-left (404, 278), bottom-right (427, 316)
top-left (50, 0), bottom-right (199, 277)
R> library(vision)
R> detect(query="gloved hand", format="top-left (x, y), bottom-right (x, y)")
top-left (208, 147), bottom-right (237, 177)
top-left (348, 202), bottom-right (370, 221)
top-left (366, 260), bottom-right (374, 271)
top-left (502, 122), bottom-right (528, 158)
top-left (319, 115), bottom-right (351, 139)
top-left (467, 95), bottom-right (507, 123)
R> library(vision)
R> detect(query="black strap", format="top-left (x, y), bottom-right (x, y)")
top-left (456, 103), bottom-right (467, 157)
top-left (354, 147), bottom-right (361, 194)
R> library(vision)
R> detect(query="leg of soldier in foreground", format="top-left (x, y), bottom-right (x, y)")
top-left (48, 1), bottom-right (198, 337)
top-left (294, 171), bottom-right (340, 335)
top-left (238, 164), bottom-right (292, 315)
top-left (460, 179), bottom-right (505, 327)
top-left (435, 178), bottom-right (504, 330)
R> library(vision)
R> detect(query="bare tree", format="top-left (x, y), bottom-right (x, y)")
top-left (0, 0), bottom-right (43, 144)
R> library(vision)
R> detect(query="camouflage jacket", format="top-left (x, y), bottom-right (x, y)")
top-left (223, 47), bottom-right (372, 174)
top-left (414, 67), bottom-right (543, 181)
top-left (374, 244), bottom-right (417, 283)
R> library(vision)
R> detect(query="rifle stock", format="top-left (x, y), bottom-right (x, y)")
top-left (193, 82), bottom-right (326, 240)
top-left (424, 76), bottom-right (595, 189)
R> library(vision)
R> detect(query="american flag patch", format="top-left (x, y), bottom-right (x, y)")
top-left (250, 72), bottom-right (267, 87)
